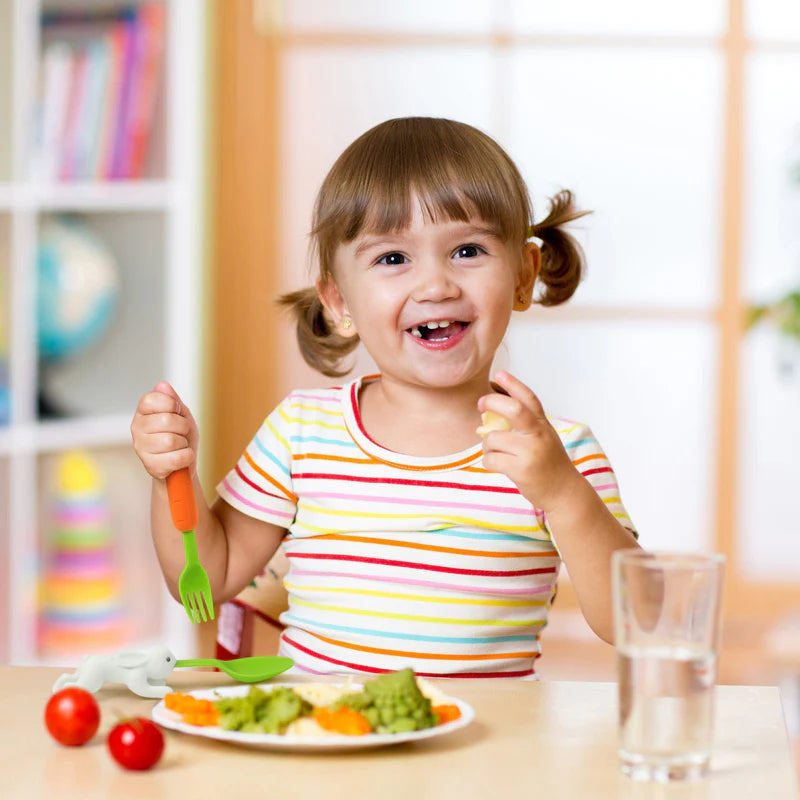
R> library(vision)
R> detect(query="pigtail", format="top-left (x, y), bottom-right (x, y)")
top-left (531, 189), bottom-right (590, 307)
top-left (277, 287), bottom-right (360, 378)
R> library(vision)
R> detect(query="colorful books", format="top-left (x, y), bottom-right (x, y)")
top-left (125, 3), bottom-right (166, 180)
top-left (35, 3), bottom-right (166, 182)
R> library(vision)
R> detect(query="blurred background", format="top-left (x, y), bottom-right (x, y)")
top-left (0, 0), bottom-right (799, 773)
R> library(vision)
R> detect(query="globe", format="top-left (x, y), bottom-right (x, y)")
top-left (37, 217), bottom-right (120, 362)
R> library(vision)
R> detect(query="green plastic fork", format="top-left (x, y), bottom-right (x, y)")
top-left (166, 467), bottom-right (215, 624)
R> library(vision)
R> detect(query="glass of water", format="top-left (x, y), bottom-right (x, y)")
top-left (612, 549), bottom-right (726, 782)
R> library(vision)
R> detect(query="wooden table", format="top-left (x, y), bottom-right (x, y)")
top-left (0, 667), bottom-right (797, 800)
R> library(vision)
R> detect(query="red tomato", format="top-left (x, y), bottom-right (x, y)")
top-left (107, 718), bottom-right (164, 771)
top-left (44, 687), bottom-right (101, 746)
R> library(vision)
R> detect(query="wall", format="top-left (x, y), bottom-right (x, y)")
top-left (211, 0), bottom-right (800, 629)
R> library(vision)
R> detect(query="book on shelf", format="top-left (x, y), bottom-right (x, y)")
top-left (36, 41), bottom-right (72, 182)
top-left (123, 3), bottom-right (166, 180)
top-left (35, 3), bottom-right (166, 183)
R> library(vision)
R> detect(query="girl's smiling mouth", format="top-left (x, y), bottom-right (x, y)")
top-left (406, 320), bottom-right (469, 349)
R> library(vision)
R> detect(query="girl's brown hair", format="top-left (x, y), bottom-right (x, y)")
top-left (279, 117), bottom-right (589, 377)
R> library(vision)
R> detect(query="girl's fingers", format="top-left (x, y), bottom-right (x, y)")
top-left (150, 381), bottom-right (199, 431)
top-left (134, 385), bottom-right (197, 441)
top-left (136, 411), bottom-right (191, 437)
top-left (154, 380), bottom-right (179, 399)
top-left (143, 449), bottom-right (195, 479)
top-left (480, 432), bottom-right (514, 458)
top-left (136, 382), bottom-right (192, 417)
top-left (131, 383), bottom-right (198, 479)
top-left (490, 371), bottom-right (547, 420)
top-left (137, 390), bottom-right (181, 416)
top-left (478, 375), bottom-right (547, 434)
top-left (481, 448), bottom-right (520, 476)
top-left (145, 431), bottom-right (191, 455)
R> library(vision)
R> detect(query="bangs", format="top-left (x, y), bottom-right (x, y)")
top-left (361, 180), bottom-right (505, 241)
top-left (312, 118), bottom-right (530, 271)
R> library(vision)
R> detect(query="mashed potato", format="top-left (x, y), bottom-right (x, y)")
top-left (290, 680), bottom-right (356, 708)
top-left (283, 716), bottom-right (335, 737)
top-left (416, 677), bottom-right (456, 707)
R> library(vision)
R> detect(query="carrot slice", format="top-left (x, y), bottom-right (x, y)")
top-left (313, 705), bottom-right (372, 735)
top-left (433, 704), bottom-right (461, 725)
top-left (164, 692), bottom-right (220, 726)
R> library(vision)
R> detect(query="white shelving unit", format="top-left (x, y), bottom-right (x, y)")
top-left (0, 0), bottom-right (206, 665)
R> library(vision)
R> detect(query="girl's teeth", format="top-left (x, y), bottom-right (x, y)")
top-left (410, 321), bottom-right (456, 337)
top-left (421, 320), bottom-right (453, 329)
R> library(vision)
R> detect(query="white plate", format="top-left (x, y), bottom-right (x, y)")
top-left (151, 682), bottom-right (475, 751)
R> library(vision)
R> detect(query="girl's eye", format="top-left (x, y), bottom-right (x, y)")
top-left (377, 252), bottom-right (407, 266)
top-left (453, 244), bottom-right (485, 259)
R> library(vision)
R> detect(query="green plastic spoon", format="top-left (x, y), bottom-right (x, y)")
top-left (174, 656), bottom-right (294, 683)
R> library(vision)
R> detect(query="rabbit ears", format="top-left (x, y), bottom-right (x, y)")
top-left (113, 646), bottom-right (174, 669)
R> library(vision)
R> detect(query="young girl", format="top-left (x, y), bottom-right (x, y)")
top-left (132, 117), bottom-right (639, 678)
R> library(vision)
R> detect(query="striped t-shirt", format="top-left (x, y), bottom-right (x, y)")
top-left (217, 375), bottom-right (635, 678)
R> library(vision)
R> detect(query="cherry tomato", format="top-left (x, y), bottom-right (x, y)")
top-left (44, 687), bottom-right (101, 746)
top-left (107, 718), bottom-right (164, 771)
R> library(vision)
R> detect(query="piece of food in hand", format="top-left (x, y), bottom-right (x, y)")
top-left (44, 687), bottom-right (101, 746)
top-left (476, 409), bottom-right (512, 437)
top-left (107, 717), bottom-right (164, 771)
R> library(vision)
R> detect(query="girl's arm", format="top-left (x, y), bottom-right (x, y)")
top-left (132, 381), bottom-right (285, 606)
top-left (536, 477), bottom-right (638, 643)
top-left (479, 370), bottom-right (640, 645)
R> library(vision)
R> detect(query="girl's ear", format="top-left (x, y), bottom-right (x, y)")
top-left (513, 243), bottom-right (541, 311)
top-left (317, 277), bottom-right (358, 338)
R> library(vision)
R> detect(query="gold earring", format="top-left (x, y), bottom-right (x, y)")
top-left (342, 316), bottom-right (352, 330)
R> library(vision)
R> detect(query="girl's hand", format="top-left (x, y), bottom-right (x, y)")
top-left (478, 371), bottom-right (582, 512)
top-left (131, 382), bottom-right (199, 480)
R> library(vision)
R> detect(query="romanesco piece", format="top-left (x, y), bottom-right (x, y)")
top-left (338, 668), bottom-right (437, 734)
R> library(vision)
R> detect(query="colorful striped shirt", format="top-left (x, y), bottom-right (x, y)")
top-left (217, 375), bottom-right (635, 678)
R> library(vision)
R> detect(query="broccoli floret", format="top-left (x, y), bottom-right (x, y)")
top-left (215, 686), bottom-right (312, 734)
top-left (252, 686), bottom-right (311, 734)
top-left (338, 668), bottom-right (437, 734)
top-left (216, 698), bottom-right (256, 731)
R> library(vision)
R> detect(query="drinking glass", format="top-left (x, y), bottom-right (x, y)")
top-left (612, 549), bottom-right (726, 782)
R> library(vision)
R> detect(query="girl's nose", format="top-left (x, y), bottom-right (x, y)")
top-left (411, 260), bottom-right (461, 303)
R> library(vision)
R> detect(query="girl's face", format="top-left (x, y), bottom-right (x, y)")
top-left (320, 197), bottom-right (537, 395)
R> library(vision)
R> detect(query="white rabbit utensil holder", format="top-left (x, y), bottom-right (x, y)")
top-left (52, 645), bottom-right (177, 699)
top-left (52, 648), bottom-right (295, 698)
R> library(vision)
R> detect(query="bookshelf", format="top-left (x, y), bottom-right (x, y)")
top-left (0, 0), bottom-right (206, 665)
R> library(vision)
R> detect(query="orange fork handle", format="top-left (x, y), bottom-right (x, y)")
top-left (165, 467), bottom-right (198, 532)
